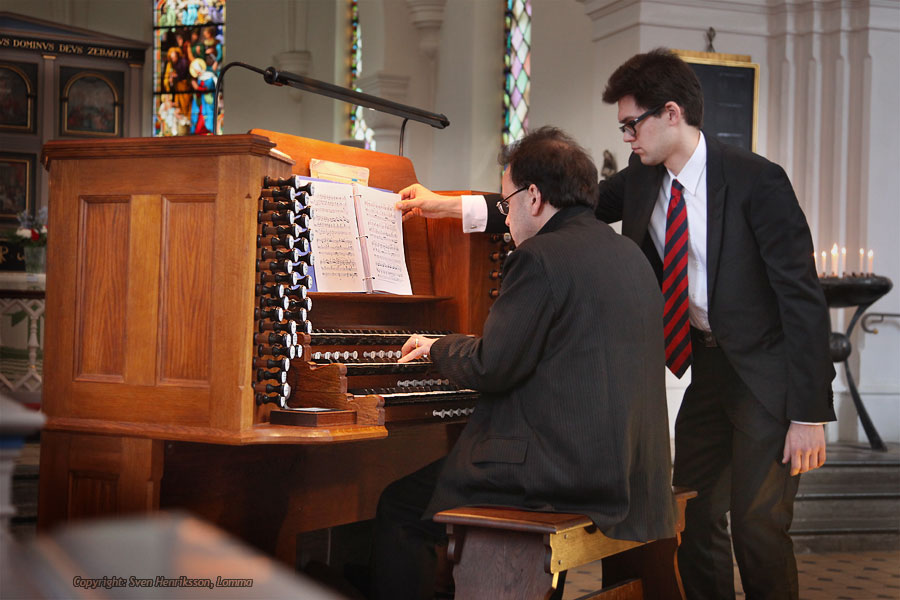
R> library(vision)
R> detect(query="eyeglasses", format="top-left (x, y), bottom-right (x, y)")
top-left (496, 186), bottom-right (529, 216)
top-left (618, 104), bottom-right (665, 137)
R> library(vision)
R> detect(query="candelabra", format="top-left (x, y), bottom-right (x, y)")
top-left (819, 274), bottom-right (893, 451)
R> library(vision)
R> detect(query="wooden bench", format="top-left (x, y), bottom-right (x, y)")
top-left (434, 488), bottom-right (696, 600)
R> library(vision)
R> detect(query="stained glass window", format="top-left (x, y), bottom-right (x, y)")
top-left (349, 0), bottom-right (374, 149)
top-left (503, 0), bottom-right (531, 145)
top-left (152, 0), bottom-right (225, 136)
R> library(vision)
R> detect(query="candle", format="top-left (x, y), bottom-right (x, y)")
top-left (868, 249), bottom-right (874, 274)
top-left (821, 251), bottom-right (827, 276)
top-left (831, 244), bottom-right (839, 276)
top-left (840, 247), bottom-right (846, 276)
top-left (859, 248), bottom-right (864, 274)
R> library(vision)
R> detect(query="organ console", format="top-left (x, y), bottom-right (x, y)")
top-left (38, 130), bottom-right (512, 568)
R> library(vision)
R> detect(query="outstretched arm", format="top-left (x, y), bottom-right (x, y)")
top-left (395, 184), bottom-right (463, 221)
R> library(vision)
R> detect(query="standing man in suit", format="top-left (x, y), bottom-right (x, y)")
top-left (397, 49), bottom-right (835, 600)
top-left (373, 127), bottom-right (675, 600)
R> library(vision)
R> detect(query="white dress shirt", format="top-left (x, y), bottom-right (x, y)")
top-left (648, 132), bottom-right (711, 332)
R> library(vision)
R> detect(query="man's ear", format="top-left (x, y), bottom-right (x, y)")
top-left (664, 101), bottom-right (683, 125)
top-left (529, 184), bottom-right (543, 216)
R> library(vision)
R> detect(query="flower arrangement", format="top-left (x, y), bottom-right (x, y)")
top-left (9, 207), bottom-right (48, 247)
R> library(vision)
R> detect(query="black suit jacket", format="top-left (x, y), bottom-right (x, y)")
top-left (425, 206), bottom-right (676, 542)
top-left (595, 135), bottom-right (835, 423)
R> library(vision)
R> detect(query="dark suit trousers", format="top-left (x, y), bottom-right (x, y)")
top-left (673, 329), bottom-right (800, 600)
top-left (371, 459), bottom-right (447, 600)
top-left (371, 458), bottom-right (568, 600)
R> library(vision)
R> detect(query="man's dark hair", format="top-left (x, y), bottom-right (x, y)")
top-left (602, 48), bottom-right (704, 128)
top-left (499, 126), bottom-right (598, 210)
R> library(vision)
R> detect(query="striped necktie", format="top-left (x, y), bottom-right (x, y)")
top-left (663, 179), bottom-right (692, 377)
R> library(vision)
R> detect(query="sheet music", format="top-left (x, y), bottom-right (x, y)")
top-left (355, 187), bottom-right (413, 295)
top-left (305, 180), bottom-right (367, 292)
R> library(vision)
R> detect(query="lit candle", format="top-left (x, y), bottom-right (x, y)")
top-left (840, 247), bottom-right (846, 276)
top-left (821, 251), bottom-right (827, 276)
top-left (859, 248), bottom-right (864, 274)
top-left (831, 244), bottom-right (839, 276)
top-left (868, 249), bottom-right (874, 274)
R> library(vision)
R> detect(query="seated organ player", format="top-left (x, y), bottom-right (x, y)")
top-left (370, 127), bottom-right (677, 600)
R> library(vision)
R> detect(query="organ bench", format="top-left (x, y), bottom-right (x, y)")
top-left (434, 488), bottom-right (697, 600)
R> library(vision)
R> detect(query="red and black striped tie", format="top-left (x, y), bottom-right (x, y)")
top-left (663, 179), bottom-right (692, 378)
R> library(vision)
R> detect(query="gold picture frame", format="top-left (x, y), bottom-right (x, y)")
top-left (674, 50), bottom-right (759, 153)
top-left (0, 153), bottom-right (35, 223)
top-left (0, 63), bottom-right (37, 133)
top-left (60, 70), bottom-right (122, 137)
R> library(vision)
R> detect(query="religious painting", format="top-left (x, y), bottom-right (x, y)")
top-left (0, 62), bottom-right (37, 133)
top-left (59, 68), bottom-right (124, 137)
top-left (674, 50), bottom-right (759, 153)
top-left (0, 153), bottom-right (34, 223)
top-left (153, 0), bottom-right (226, 136)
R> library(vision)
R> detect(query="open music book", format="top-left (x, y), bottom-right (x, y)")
top-left (303, 177), bottom-right (413, 295)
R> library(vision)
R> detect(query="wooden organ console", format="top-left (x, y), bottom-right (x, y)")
top-left (37, 131), bottom-right (514, 566)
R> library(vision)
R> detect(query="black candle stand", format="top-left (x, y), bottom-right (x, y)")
top-left (819, 274), bottom-right (893, 451)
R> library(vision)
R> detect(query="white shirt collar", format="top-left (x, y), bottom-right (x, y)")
top-left (665, 132), bottom-right (706, 196)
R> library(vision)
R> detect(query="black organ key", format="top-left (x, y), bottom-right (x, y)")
top-left (258, 211), bottom-right (296, 225)
top-left (258, 248), bottom-right (300, 263)
top-left (256, 258), bottom-right (293, 273)
top-left (253, 356), bottom-right (290, 370)
top-left (256, 283), bottom-right (287, 298)
top-left (260, 271), bottom-right (300, 286)
top-left (260, 187), bottom-right (296, 200)
top-left (255, 332), bottom-right (292, 346)
top-left (264, 175), bottom-right (303, 189)
top-left (254, 381), bottom-right (291, 396)
top-left (257, 344), bottom-right (296, 359)
top-left (258, 320), bottom-right (298, 334)
top-left (294, 214), bottom-right (311, 229)
top-left (255, 393), bottom-right (286, 408)
top-left (285, 308), bottom-right (307, 322)
top-left (261, 199), bottom-right (302, 214)
top-left (286, 285), bottom-right (307, 300)
top-left (258, 295), bottom-right (289, 310)
top-left (294, 237), bottom-right (310, 254)
top-left (297, 276), bottom-right (312, 288)
top-left (289, 297), bottom-right (312, 312)
top-left (293, 261), bottom-right (309, 277)
top-left (254, 307), bottom-right (284, 322)
top-left (261, 224), bottom-right (302, 238)
top-left (293, 181), bottom-right (314, 195)
top-left (256, 368), bottom-right (287, 384)
top-left (257, 234), bottom-right (295, 250)
top-left (298, 320), bottom-right (313, 334)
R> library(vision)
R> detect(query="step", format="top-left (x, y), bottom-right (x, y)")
top-left (792, 491), bottom-right (900, 521)
top-left (797, 462), bottom-right (900, 489)
top-left (791, 516), bottom-right (900, 553)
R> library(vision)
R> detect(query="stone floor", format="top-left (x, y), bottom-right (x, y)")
top-left (562, 549), bottom-right (900, 599)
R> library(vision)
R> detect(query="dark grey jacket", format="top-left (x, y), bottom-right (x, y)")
top-left (425, 205), bottom-right (676, 542)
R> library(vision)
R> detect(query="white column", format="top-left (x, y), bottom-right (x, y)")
top-left (357, 72), bottom-right (410, 154)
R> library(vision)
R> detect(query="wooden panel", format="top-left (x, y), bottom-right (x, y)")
top-left (207, 154), bottom-right (277, 430)
top-left (124, 195), bottom-right (162, 386)
top-left (38, 431), bottom-right (164, 530)
top-left (43, 161), bottom-right (81, 417)
top-left (68, 472), bottom-right (118, 519)
top-left (158, 195), bottom-right (215, 385)
top-left (160, 422), bottom-right (462, 565)
top-left (74, 196), bottom-right (131, 381)
top-left (250, 129), bottom-right (417, 192)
